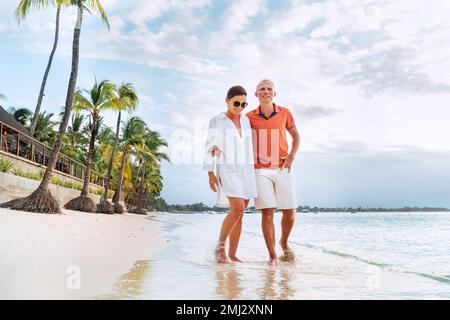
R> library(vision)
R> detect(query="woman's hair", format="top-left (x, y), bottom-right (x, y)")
top-left (226, 85), bottom-right (247, 99)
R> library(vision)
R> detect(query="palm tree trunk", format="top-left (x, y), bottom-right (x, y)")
top-left (137, 162), bottom-right (146, 210)
top-left (114, 150), bottom-right (127, 205)
top-left (29, 5), bottom-right (61, 137)
top-left (80, 116), bottom-right (97, 196)
top-left (135, 159), bottom-right (143, 190)
top-left (0, 2), bottom-right (83, 214)
top-left (103, 109), bottom-right (121, 202)
top-left (39, 2), bottom-right (83, 191)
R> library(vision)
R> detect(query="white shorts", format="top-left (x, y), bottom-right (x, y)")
top-left (254, 168), bottom-right (296, 210)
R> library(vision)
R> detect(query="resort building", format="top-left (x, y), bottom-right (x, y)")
top-left (0, 104), bottom-right (107, 188)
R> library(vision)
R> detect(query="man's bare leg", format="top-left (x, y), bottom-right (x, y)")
top-left (280, 209), bottom-right (296, 262)
top-left (261, 208), bottom-right (277, 265)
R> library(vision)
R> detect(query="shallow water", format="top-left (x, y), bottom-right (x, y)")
top-left (104, 212), bottom-right (450, 300)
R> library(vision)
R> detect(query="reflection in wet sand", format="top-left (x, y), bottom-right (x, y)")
top-left (258, 266), bottom-right (296, 300)
top-left (101, 260), bottom-right (151, 299)
top-left (214, 263), bottom-right (297, 300)
top-left (215, 266), bottom-right (243, 299)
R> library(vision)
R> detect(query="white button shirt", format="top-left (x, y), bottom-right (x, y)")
top-left (203, 112), bottom-right (257, 208)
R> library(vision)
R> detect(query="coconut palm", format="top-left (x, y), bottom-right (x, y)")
top-left (131, 162), bottom-right (162, 214)
top-left (8, 107), bottom-right (33, 126)
top-left (91, 124), bottom-right (115, 175)
top-left (7, 107), bottom-right (56, 143)
top-left (61, 112), bottom-right (86, 159)
top-left (16, 0), bottom-right (72, 136)
top-left (98, 82), bottom-right (138, 214)
top-left (133, 130), bottom-right (169, 195)
top-left (1, 0), bottom-right (110, 214)
top-left (65, 80), bottom-right (115, 212)
top-left (112, 117), bottom-right (146, 213)
top-left (33, 111), bottom-right (57, 145)
top-left (132, 130), bottom-right (169, 213)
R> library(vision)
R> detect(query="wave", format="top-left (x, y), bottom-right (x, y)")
top-left (244, 230), bottom-right (450, 285)
top-left (151, 215), bottom-right (450, 286)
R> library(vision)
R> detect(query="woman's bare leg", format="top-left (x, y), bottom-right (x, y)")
top-left (216, 197), bottom-right (247, 263)
top-left (228, 200), bottom-right (249, 262)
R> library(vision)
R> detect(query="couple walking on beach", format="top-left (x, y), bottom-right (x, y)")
top-left (203, 79), bottom-right (300, 265)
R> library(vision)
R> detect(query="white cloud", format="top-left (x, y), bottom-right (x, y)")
top-left (165, 92), bottom-right (178, 103)
top-left (216, 0), bottom-right (266, 43)
top-left (3, 0), bottom-right (450, 205)
top-left (266, 0), bottom-right (322, 38)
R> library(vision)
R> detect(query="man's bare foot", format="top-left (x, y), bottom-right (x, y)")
top-left (229, 256), bottom-right (243, 263)
top-left (215, 242), bottom-right (229, 264)
top-left (268, 256), bottom-right (278, 266)
top-left (279, 241), bottom-right (296, 262)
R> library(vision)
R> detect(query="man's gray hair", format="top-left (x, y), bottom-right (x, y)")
top-left (256, 79), bottom-right (276, 92)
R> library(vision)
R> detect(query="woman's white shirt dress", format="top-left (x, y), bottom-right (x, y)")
top-left (203, 112), bottom-right (257, 208)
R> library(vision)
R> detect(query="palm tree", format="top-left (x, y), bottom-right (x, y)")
top-left (33, 111), bottom-right (57, 145)
top-left (61, 112), bottom-right (86, 158)
top-left (91, 124), bottom-right (114, 175)
top-left (16, 0), bottom-right (72, 136)
top-left (65, 79), bottom-right (115, 212)
top-left (112, 117), bottom-right (146, 213)
top-left (6, 107), bottom-right (56, 143)
top-left (8, 107), bottom-right (33, 126)
top-left (1, 0), bottom-right (109, 214)
top-left (133, 130), bottom-right (169, 214)
top-left (98, 83), bottom-right (138, 214)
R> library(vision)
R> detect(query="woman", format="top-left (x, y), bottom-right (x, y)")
top-left (203, 85), bottom-right (257, 263)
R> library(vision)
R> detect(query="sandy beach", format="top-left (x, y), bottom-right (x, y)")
top-left (1, 210), bottom-right (449, 300)
top-left (0, 208), bottom-right (164, 299)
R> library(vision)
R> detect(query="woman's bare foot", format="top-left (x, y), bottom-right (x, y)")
top-left (228, 256), bottom-right (243, 263)
top-left (268, 256), bottom-right (278, 266)
top-left (215, 242), bottom-right (229, 264)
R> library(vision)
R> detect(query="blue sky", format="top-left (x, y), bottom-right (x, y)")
top-left (1, 0), bottom-right (450, 208)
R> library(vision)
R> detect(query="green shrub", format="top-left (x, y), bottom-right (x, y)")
top-left (11, 168), bottom-right (23, 176)
top-left (9, 168), bottom-right (113, 199)
top-left (0, 159), bottom-right (14, 173)
top-left (12, 168), bottom-right (41, 180)
top-left (50, 176), bottom-right (83, 191)
top-left (88, 187), bottom-right (113, 199)
top-left (38, 170), bottom-right (45, 179)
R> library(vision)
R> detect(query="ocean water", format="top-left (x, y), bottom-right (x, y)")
top-left (102, 212), bottom-right (450, 300)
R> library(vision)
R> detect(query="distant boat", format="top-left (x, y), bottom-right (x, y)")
top-left (301, 209), bottom-right (311, 213)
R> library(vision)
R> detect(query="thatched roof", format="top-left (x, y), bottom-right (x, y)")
top-left (0, 104), bottom-right (30, 136)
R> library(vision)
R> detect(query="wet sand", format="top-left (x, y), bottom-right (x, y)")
top-left (103, 213), bottom-right (450, 300)
top-left (2, 211), bottom-right (448, 300)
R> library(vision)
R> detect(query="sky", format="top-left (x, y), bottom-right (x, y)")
top-left (1, 0), bottom-right (450, 208)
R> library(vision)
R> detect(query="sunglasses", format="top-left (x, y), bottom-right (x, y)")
top-left (233, 101), bottom-right (248, 108)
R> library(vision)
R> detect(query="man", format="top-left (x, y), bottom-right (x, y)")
top-left (246, 79), bottom-right (300, 265)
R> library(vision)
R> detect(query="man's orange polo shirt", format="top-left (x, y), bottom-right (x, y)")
top-left (247, 103), bottom-right (296, 169)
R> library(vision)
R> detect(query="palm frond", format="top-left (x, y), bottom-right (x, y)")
top-left (15, 0), bottom-right (55, 22)
top-left (84, 0), bottom-right (110, 30)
